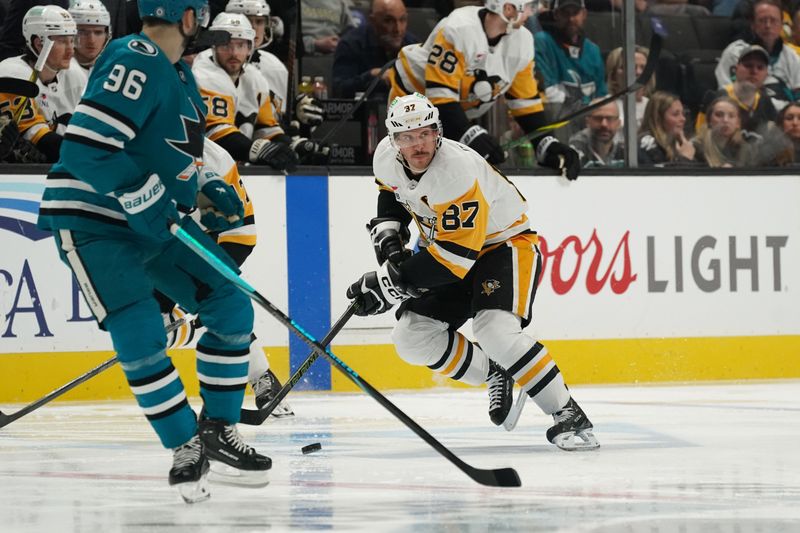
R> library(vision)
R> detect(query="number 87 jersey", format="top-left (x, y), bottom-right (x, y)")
top-left (373, 135), bottom-right (534, 284)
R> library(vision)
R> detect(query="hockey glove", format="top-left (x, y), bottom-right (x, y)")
top-left (116, 173), bottom-right (178, 242)
top-left (197, 169), bottom-right (245, 232)
top-left (295, 94), bottom-right (324, 128)
top-left (0, 116), bottom-right (20, 160)
top-left (460, 125), bottom-right (506, 165)
top-left (367, 217), bottom-right (412, 266)
top-left (536, 135), bottom-right (580, 180)
top-left (346, 261), bottom-right (416, 316)
top-left (249, 138), bottom-right (299, 172)
top-left (291, 136), bottom-right (330, 165)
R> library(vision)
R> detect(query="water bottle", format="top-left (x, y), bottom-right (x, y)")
top-left (312, 76), bottom-right (328, 100)
top-left (298, 76), bottom-right (313, 97)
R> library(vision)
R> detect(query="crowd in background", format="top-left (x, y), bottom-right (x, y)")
top-left (2, 0), bottom-right (800, 168)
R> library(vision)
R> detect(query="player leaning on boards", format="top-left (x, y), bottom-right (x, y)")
top-left (347, 93), bottom-right (599, 451)
top-left (389, 0), bottom-right (579, 177)
top-left (36, 0), bottom-right (271, 503)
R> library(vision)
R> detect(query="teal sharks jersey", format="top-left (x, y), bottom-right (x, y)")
top-left (38, 34), bottom-right (207, 235)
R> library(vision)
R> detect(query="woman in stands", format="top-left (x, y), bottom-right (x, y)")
top-left (778, 101), bottom-right (800, 162)
top-left (691, 96), bottom-right (757, 167)
top-left (605, 46), bottom-right (654, 132)
top-left (638, 91), bottom-right (695, 166)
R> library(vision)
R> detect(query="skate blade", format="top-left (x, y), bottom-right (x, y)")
top-left (552, 429), bottom-right (600, 451)
top-left (208, 461), bottom-right (270, 488)
top-left (502, 389), bottom-right (527, 432)
top-left (270, 402), bottom-right (295, 418)
top-left (175, 476), bottom-right (210, 504)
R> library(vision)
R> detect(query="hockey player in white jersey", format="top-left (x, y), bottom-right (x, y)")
top-left (389, 0), bottom-right (579, 178)
top-left (193, 12), bottom-right (327, 169)
top-left (69, 0), bottom-right (112, 71)
top-left (346, 93), bottom-right (599, 451)
top-left (0, 5), bottom-right (87, 162)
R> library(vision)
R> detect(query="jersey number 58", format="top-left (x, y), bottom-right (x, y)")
top-left (103, 64), bottom-right (147, 100)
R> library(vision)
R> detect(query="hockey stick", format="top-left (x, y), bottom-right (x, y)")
top-left (0, 318), bottom-right (185, 429)
top-left (502, 17), bottom-right (666, 151)
top-left (170, 222), bottom-right (521, 488)
top-left (317, 59), bottom-right (396, 146)
top-left (240, 299), bottom-right (358, 425)
top-left (12, 37), bottom-right (53, 124)
top-left (284, 0), bottom-right (299, 124)
top-left (0, 78), bottom-right (39, 98)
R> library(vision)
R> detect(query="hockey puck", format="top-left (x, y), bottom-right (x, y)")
top-left (301, 442), bottom-right (322, 454)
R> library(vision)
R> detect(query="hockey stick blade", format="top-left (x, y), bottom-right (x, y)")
top-left (0, 77), bottom-right (39, 98)
top-left (239, 300), bottom-right (358, 425)
top-left (171, 223), bottom-right (522, 487)
top-left (0, 318), bottom-right (186, 429)
top-left (503, 20), bottom-right (665, 151)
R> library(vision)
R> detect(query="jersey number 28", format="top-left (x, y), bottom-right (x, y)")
top-left (427, 44), bottom-right (458, 74)
top-left (103, 65), bottom-right (147, 100)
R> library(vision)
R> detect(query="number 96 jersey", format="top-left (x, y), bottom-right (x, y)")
top-left (373, 136), bottom-right (534, 282)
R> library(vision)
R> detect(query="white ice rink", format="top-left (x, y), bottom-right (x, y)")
top-left (1, 381), bottom-right (799, 532)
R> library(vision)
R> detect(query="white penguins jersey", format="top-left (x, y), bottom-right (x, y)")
top-left (192, 49), bottom-right (282, 141)
top-left (251, 49), bottom-right (288, 116)
top-left (373, 136), bottom-right (532, 279)
top-left (392, 5), bottom-right (543, 120)
top-left (0, 55), bottom-right (87, 140)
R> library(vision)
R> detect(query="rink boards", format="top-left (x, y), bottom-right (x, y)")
top-left (1, 171), bottom-right (799, 401)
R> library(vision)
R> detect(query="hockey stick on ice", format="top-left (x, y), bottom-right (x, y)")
top-left (170, 222), bottom-right (521, 488)
top-left (239, 300), bottom-right (358, 425)
top-left (0, 318), bottom-right (185, 429)
top-left (0, 78), bottom-right (39, 98)
top-left (502, 17), bottom-right (666, 151)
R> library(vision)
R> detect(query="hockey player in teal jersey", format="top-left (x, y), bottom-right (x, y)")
top-left (37, 0), bottom-right (270, 503)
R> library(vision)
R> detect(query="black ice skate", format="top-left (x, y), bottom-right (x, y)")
top-left (169, 435), bottom-right (210, 504)
top-left (546, 397), bottom-right (600, 451)
top-left (252, 369), bottom-right (295, 417)
top-left (199, 418), bottom-right (272, 487)
top-left (487, 361), bottom-right (515, 426)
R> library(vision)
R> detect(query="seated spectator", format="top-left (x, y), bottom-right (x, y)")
top-left (647, 0), bottom-right (710, 16)
top-left (332, 0), bottom-right (417, 99)
top-left (534, 0), bottom-right (607, 130)
top-left (697, 44), bottom-right (777, 133)
top-left (778, 100), bottom-right (800, 160)
top-left (716, 0), bottom-right (800, 108)
top-left (568, 99), bottom-right (625, 167)
top-left (302, 0), bottom-right (359, 55)
top-left (638, 91), bottom-right (696, 166)
top-left (786, 5), bottom-right (800, 54)
top-left (692, 96), bottom-right (757, 167)
top-left (605, 45), bottom-right (653, 131)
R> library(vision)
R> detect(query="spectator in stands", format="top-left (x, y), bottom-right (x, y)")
top-left (638, 91), bottom-right (696, 166)
top-left (786, 5), bottom-right (800, 54)
top-left (778, 100), bottom-right (800, 159)
top-left (568, 99), bottom-right (625, 167)
top-left (302, 0), bottom-right (358, 55)
top-left (692, 96), bottom-right (757, 167)
top-left (605, 45), bottom-right (653, 131)
top-left (697, 44), bottom-right (777, 133)
top-left (716, 0), bottom-right (800, 108)
top-left (534, 0), bottom-right (607, 136)
top-left (332, 0), bottom-right (417, 99)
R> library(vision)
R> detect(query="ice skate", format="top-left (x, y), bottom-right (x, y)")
top-left (252, 369), bottom-right (295, 417)
top-left (546, 397), bottom-right (599, 451)
top-left (487, 360), bottom-right (519, 427)
top-left (169, 435), bottom-right (210, 504)
top-left (199, 418), bottom-right (272, 487)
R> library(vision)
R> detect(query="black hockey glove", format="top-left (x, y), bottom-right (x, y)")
top-left (291, 136), bottom-right (330, 165)
top-left (295, 94), bottom-right (324, 128)
top-left (249, 138), bottom-right (299, 172)
top-left (116, 173), bottom-right (179, 242)
top-left (460, 125), bottom-right (506, 165)
top-left (0, 117), bottom-right (20, 160)
top-left (346, 262), bottom-right (418, 316)
top-left (536, 135), bottom-right (580, 180)
top-left (197, 169), bottom-right (245, 232)
top-left (367, 217), bottom-right (412, 266)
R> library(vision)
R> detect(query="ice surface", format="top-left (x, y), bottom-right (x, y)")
top-left (1, 381), bottom-right (799, 532)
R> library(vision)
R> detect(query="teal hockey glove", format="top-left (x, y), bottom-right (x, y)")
top-left (116, 173), bottom-right (178, 242)
top-left (197, 169), bottom-right (244, 232)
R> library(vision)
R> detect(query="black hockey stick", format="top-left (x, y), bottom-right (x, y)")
top-left (12, 38), bottom-right (53, 124)
top-left (170, 223), bottom-right (521, 488)
top-left (0, 318), bottom-right (185, 429)
top-left (239, 300), bottom-right (358, 425)
top-left (502, 17), bottom-right (666, 150)
top-left (284, 0), bottom-right (299, 125)
top-left (0, 78), bottom-right (39, 98)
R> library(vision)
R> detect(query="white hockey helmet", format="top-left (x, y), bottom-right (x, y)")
top-left (386, 93), bottom-right (443, 151)
top-left (224, 0), bottom-right (273, 48)
top-left (210, 12), bottom-right (256, 45)
top-left (484, 0), bottom-right (535, 31)
top-left (69, 0), bottom-right (111, 30)
top-left (22, 5), bottom-right (77, 56)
